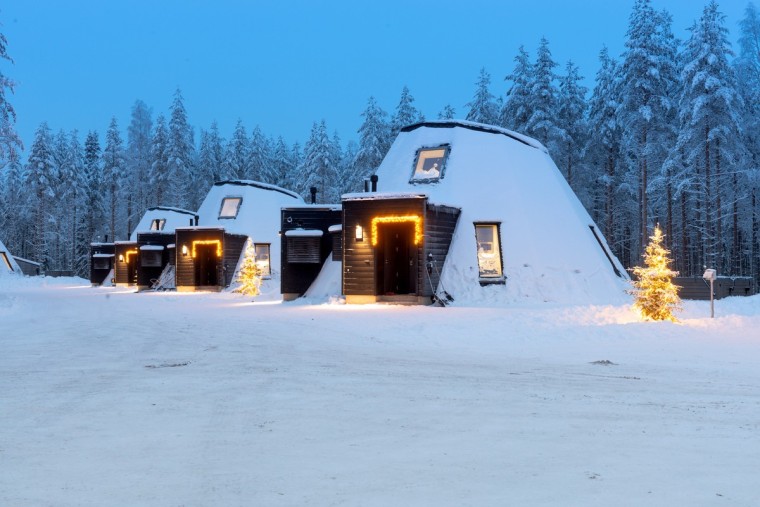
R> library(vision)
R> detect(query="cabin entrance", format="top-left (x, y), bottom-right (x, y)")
top-left (376, 222), bottom-right (417, 295)
top-left (194, 243), bottom-right (220, 286)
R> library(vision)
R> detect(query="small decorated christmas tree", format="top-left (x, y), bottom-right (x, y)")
top-left (630, 225), bottom-right (681, 321)
top-left (234, 239), bottom-right (262, 297)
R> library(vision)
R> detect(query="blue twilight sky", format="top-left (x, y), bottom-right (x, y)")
top-left (0, 0), bottom-right (749, 153)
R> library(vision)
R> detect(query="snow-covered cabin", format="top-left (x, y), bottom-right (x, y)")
top-left (338, 120), bottom-right (628, 305)
top-left (0, 238), bottom-right (21, 277)
top-left (175, 180), bottom-right (303, 291)
top-left (90, 242), bottom-right (115, 285)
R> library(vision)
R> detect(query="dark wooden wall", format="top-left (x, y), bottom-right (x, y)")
top-left (280, 207), bottom-right (342, 296)
top-left (674, 277), bottom-right (753, 300)
top-left (423, 204), bottom-right (461, 297)
top-left (223, 233), bottom-right (248, 287)
top-left (136, 232), bottom-right (175, 288)
top-left (342, 197), bottom-right (426, 297)
top-left (114, 242), bottom-right (138, 285)
top-left (175, 229), bottom-right (224, 288)
top-left (89, 243), bottom-right (114, 284)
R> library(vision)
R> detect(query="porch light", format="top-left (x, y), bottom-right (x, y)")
top-left (355, 225), bottom-right (363, 241)
top-left (118, 254), bottom-right (125, 263)
top-left (370, 215), bottom-right (423, 246)
top-left (181, 245), bottom-right (189, 256)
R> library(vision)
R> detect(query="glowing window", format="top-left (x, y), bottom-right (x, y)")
top-left (150, 218), bottom-right (166, 231)
top-left (254, 243), bottom-right (271, 277)
top-left (219, 197), bottom-right (242, 219)
top-left (410, 145), bottom-right (449, 183)
top-left (1, 252), bottom-right (13, 272)
top-left (475, 223), bottom-right (503, 279)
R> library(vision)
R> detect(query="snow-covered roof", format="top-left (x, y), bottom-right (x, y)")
top-left (139, 245), bottom-right (165, 251)
top-left (130, 206), bottom-right (199, 241)
top-left (342, 191), bottom-right (427, 201)
top-left (0, 238), bottom-right (21, 276)
top-left (327, 225), bottom-right (342, 233)
top-left (196, 180), bottom-right (305, 280)
top-left (284, 229), bottom-right (324, 238)
top-left (282, 204), bottom-right (342, 211)
top-left (92, 253), bottom-right (115, 258)
top-left (370, 120), bottom-right (628, 305)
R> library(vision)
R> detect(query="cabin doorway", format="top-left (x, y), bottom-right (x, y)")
top-left (194, 243), bottom-right (220, 286)
top-left (127, 260), bottom-right (137, 285)
top-left (376, 222), bottom-right (417, 295)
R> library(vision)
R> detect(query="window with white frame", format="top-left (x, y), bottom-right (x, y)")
top-left (474, 223), bottom-right (503, 279)
top-left (219, 197), bottom-right (243, 219)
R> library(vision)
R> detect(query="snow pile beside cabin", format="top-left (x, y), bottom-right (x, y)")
top-left (129, 206), bottom-right (198, 241)
top-left (375, 121), bottom-right (629, 305)
top-left (194, 180), bottom-right (304, 281)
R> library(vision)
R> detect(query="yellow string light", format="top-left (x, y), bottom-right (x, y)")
top-left (370, 215), bottom-right (423, 246)
top-left (124, 249), bottom-right (138, 264)
top-left (630, 225), bottom-right (681, 321)
top-left (192, 240), bottom-right (223, 258)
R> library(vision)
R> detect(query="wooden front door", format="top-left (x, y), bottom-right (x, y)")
top-left (194, 244), bottom-right (220, 286)
top-left (377, 222), bottom-right (417, 295)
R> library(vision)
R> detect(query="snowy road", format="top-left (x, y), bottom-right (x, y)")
top-left (2, 278), bottom-right (759, 506)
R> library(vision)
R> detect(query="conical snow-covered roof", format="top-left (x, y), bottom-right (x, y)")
top-left (0, 238), bottom-right (21, 277)
top-left (373, 120), bottom-right (628, 305)
top-left (130, 206), bottom-right (198, 241)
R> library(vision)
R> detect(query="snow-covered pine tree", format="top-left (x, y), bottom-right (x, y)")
top-left (587, 47), bottom-right (623, 255)
top-left (225, 119), bottom-right (250, 181)
top-left (465, 67), bottom-right (499, 125)
top-left (300, 120), bottom-right (337, 202)
top-left (83, 131), bottom-right (104, 245)
top-left (166, 88), bottom-right (195, 208)
top-left (197, 121), bottom-right (226, 191)
top-left (150, 115), bottom-right (170, 207)
top-left (675, 1), bottom-right (744, 274)
top-left (26, 122), bottom-right (54, 265)
top-left (338, 139), bottom-right (358, 196)
top-left (51, 129), bottom-right (75, 270)
top-left (525, 37), bottom-right (562, 151)
top-left (68, 130), bottom-right (90, 277)
top-left (354, 96), bottom-right (390, 186)
top-left (501, 45), bottom-right (533, 132)
top-left (0, 28), bottom-right (22, 161)
top-left (630, 225), bottom-right (680, 321)
top-left (0, 147), bottom-right (28, 258)
top-left (438, 104), bottom-right (456, 120)
top-left (234, 238), bottom-right (261, 297)
top-left (249, 125), bottom-right (270, 182)
top-left (618, 0), bottom-right (680, 262)
top-left (390, 86), bottom-right (422, 138)
top-left (126, 100), bottom-right (153, 232)
top-left (102, 117), bottom-right (126, 241)
top-left (271, 136), bottom-right (293, 189)
top-left (556, 60), bottom-right (588, 195)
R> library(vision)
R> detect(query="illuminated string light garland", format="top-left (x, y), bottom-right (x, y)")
top-left (370, 215), bottom-right (423, 246)
top-left (192, 240), bottom-right (222, 258)
top-left (124, 249), bottom-right (138, 263)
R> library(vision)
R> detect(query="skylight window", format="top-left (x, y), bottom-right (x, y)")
top-left (410, 145), bottom-right (449, 183)
top-left (150, 218), bottom-right (166, 231)
top-left (219, 197), bottom-right (243, 219)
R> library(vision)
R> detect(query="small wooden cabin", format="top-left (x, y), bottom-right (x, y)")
top-left (113, 241), bottom-right (139, 287)
top-left (342, 194), bottom-right (460, 304)
top-left (175, 227), bottom-right (248, 291)
top-left (135, 232), bottom-right (176, 290)
top-left (13, 256), bottom-right (42, 276)
top-left (90, 242), bottom-right (115, 285)
top-left (280, 205), bottom-right (342, 300)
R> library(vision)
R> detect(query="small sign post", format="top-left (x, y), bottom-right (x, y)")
top-left (703, 269), bottom-right (717, 318)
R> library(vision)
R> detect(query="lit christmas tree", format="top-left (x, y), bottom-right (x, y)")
top-left (234, 239), bottom-right (262, 297)
top-left (630, 225), bottom-right (681, 321)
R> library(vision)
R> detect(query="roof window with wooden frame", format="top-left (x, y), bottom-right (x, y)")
top-left (150, 218), bottom-right (166, 231)
top-left (474, 222), bottom-right (505, 284)
top-left (219, 197), bottom-right (243, 219)
top-left (410, 144), bottom-right (450, 183)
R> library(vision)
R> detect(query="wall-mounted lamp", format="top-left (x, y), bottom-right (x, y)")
top-left (118, 254), bottom-right (125, 263)
top-left (181, 245), bottom-right (189, 257)
top-left (355, 225), bottom-right (364, 241)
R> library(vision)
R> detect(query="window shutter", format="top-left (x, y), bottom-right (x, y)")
top-left (287, 237), bottom-right (321, 263)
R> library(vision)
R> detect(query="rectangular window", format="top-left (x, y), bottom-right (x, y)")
top-left (141, 250), bottom-right (163, 267)
top-left (93, 257), bottom-right (110, 270)
top-left (219, 197), bottom-right (243, 219)
top-left (475, 223), bottom-right (504, 280)
top-left (410, 145), bottom-right (450, 183)
top-left (1, 252), bottom-right (13, 272)
top-left (287, 237), bottom-right (321, 264)
top-left (254, 243), bottom-right (271, 277)
top-left (150, 218), bottom-right (166, 231)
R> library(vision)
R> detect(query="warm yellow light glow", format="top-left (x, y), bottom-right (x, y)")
top-left (192, 240), bottom-right (222, 258)
top-left (181, 244), bottom-right (189, 256)
top-left (125, 249), bottom-right (138, 264)
top-left (630, 225), bottom-right (681, 322)
top-left (370, 215), bottom-right (423, 246)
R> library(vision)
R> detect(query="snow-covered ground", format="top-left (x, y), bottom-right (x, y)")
top-left (1, 276), bottom-right (759, 506)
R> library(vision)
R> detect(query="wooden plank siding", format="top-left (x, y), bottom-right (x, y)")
top-left (342, 197), bottom-right (427, 297)
top-left (674, 277), bottom-right (753, 300)
top-left (223, 233), bottom-right (248, 287)
top-left (113, 242), bottom-right (138, 285)
top-left (89, 243), bottom-right (114, 285)
top-left (175, 229), bottom-right (224, 290)
top-left (280, 207), bottom-right (342, 297)
top-left (423, 204), bottom-right (461, 297)
top-left (135, 232), bottom-right (175, 289)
